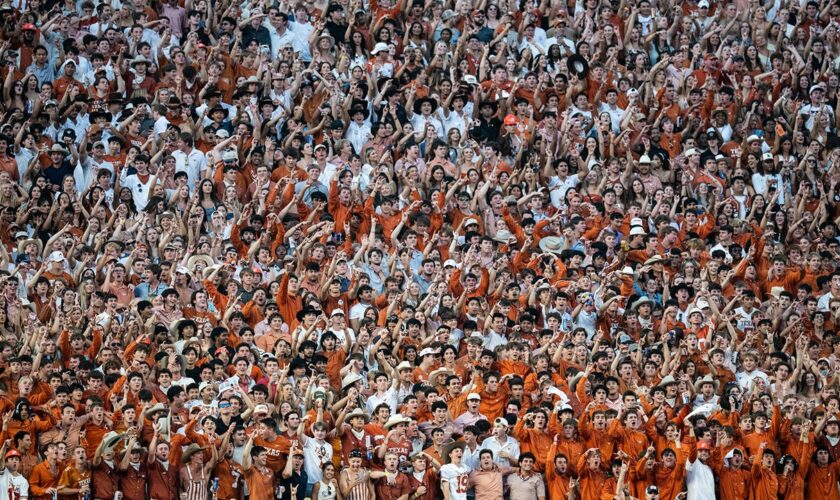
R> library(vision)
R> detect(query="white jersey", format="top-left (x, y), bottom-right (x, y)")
top-left (439, 463), bottom-right (471, 500)
top-left (0, 468), bottom-right (29, 500)
top-left (686, 458), bottom-right (715, 500)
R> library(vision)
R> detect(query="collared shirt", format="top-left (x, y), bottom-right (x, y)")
top-left (410, 113), bottom-right (444, 138)
top-left (470, 468), bottom-right (505, 500)
top-left (265, 24), bottom-right (298, 57)
top-left (25, 62), bottom-right (57, 86)
top-left (506, 471), bottom-right (546, 499)
top-left (479, 435), bottom-right (520, 468)
top-left (345, 121), bottom-right (372, 155)
top-left (134, 281), bottom-right (168, 300)
top-left (39, 423), bottom-right (82, 450)
top-left (453, 411), bottom-right (487, 434)
top-left (172, 147), bottom-right (208, 190)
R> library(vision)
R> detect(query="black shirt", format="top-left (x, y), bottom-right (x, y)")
top-left (278, 469), bottom-right (308, 500)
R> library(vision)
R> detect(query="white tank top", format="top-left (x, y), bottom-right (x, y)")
top-left (316, 480), bottom-right (337, 500)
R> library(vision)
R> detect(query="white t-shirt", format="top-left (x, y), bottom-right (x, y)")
top-left (122, 173), bottom-right (155, 210)
top-left (366, 387), bottom-right (398, 415)
top-left (548, 175), bottom-right (580, 208)
top-left (303, 438), bottom-right (333, 485)
top-left (0, 468), bottom-right (29, 500)
top-left (439, 463), bottom-right (471, 500)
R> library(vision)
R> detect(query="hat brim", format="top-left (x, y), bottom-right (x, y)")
top-left (413, 97), bottom-right (439, 114)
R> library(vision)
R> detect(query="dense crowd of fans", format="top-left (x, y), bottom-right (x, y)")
top-left (4, 0), bottom-right (840, 499)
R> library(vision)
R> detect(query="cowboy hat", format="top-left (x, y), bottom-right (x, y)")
top-left (17, 238), bottom-right (42, 255)
top-left (296, 306), bottom-right (321, 322)
top-left (130, 55), bottom-right (150, 66)
top-left (182, 443), bottom-right (206, 462)
top-left (413, 96), bottom-right (439, 114)
top-left (187, 255), bottom-right (214, 272)
top-left (101, 431), bottom-right (123, 452)
top-left (538, 236), bottom-right (564, 254)
top-left (208, 105), bottom-right (230, 119)
top-left (383, 415), bottom-right (410, 429)
top-left (143, 403), bottom-right (169, 419)
top-left (694, 374), bottom-right (720, 392)
top-left (89, 110), bottom-right (112, 122)
top-left (237, 75), bottom-right (264, 92)
top-left (349, 103), bottom-right (370, 119)
top-left (202, 264), bottom-right (222, 280)
top-left (669, 283), bottom-right (695, 298)
top-left (345, 408), bottom-right (369, 422)
top-left (566, 53), bottom-right (589, 78)
top-left (443, 441), bottom-right (466, 464)
top-left (341, 372), bottom-right (363, 390)
top-left (631, 297), bottom-right (654, 311)
top-left (644, 255), bottom-right (665, 265)
top-left (393, 361), bottom-right (412, 373)
top-left (121, 442), bottom-right (147, 457)
top-left (559, 249), bottom-right (584, 261)
top-left (492, 229), bottom-right (514, 244)
top-left (316, 32), bottom-right (336, 48)
top-left (427, 368), bottom-right (452, 385)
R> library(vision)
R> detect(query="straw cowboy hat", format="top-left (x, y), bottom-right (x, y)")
top-left (187, 255), bottom-right (214, 272)
top-left (694, 375), bottom-right (720, 392)
top-left (17, 238), bottom-right (42, 255)
top-left (101, 431), bottom-right (123, 452)
top-left (538, 236), bottom-right (563, 254)
top-left (182, 443), bottom-right (206, 462)
top-left (383, 415), bottom-right (410, 429)
top-left (345, 408), bottom-right (369, 422)
top-left (144, 403), bottom-right (169, 419)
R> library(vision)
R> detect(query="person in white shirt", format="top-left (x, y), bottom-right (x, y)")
top-left (437, 93), bottom-right (473, 137)
top-left (440, 442), bottom-right (471, 500)
top-left (818, 273), bottom-right (840, 311)
top-left (479, 418), bottom-right (520, 468)
top-left (751, 154), bottom-right (786, 203)
top-left (365, 371), bottom-right (399, 415)
top-left (75, 139), bottom-right (115, 190)
top-left (0, 447), bottom-right (29, 500)
top-left (344, 105), bottom-right (372, 155)
top-left (408, 95), bottom-right (444, 138)
top-left (121, 154), bottom-right (157, 210)
top-left (171, 132), bottom-right (208, 190)
top-left (735, 352), bottom-right (770, 391)
top-left (298, 419), bottom-right (333, 488)
top-left (288, 5), bottom-right (314, 61)
top-left (686, 441), bottom-right (715, 500)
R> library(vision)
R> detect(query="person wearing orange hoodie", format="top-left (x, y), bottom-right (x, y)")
top-left (576, 448), bottom-right (608, 500)
top-left (512, 408), bottom-right (552, 472)
top-left (637, 442), bottom-right (686, 500)
top-left (607, 406), bottom-right (650, 464)
top-left (805, 442), bottom-right (840, 500)
top-left (751, 446), bottom-right (780, 500)
top-left (711, 442), bottom-right (751, 500)
top-left (545, 436), bottom-right (575, 500)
